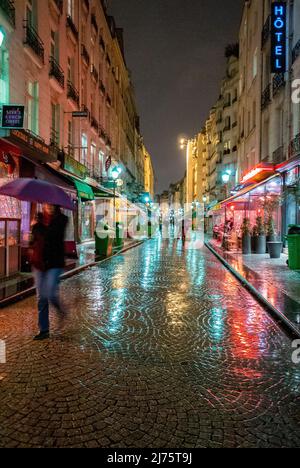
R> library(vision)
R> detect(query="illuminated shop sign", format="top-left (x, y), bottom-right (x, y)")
top-left (1, 105), bottom-right (25, 129)
top-left (271, 2), bottom-right (287, 73)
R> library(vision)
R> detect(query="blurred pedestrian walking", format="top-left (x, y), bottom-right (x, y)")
top-left (31, 205), bottom-right (68, 341)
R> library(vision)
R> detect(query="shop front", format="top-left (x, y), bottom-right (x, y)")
top-left (209, 164), bottom-right (282, 252)
top-left (276, 155), bottom-right (300, 241)
top-left (0, 139), bottom-right (21, 278)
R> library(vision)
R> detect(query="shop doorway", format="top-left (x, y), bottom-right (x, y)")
top-left (0, 219), bottom-right (21, 278)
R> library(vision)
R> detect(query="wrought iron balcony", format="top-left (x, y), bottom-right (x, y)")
top-left (272, 146), bottom-right (285, 164)
top-left (66, 15), bottom-right (78, 41)
top-left (81, 44), bottom-right (90, 66)
top-left (289, 133), bottom-right (300, 159)
top-left (0, 0), bottom-right (15, 26)
top-left (91, 13), bottom-right (98, 34)
top-left (91, 116), bottom-right (99, 132)
top-left (23, 21), bottom-right (44, 63)
top-left (49, 56), bottom-right (65, 88)
top-left (261, 83), bottom-right (271, 110)
top-left (67, 80), bottom-right (79, 107)
top-left (273, 73), bottom-right (285, 97)
top-left (292, 39), bottom-right (300, 64)
top-left (91, 65), bottom-right (99, 83)
top-left (262, 15), bottom-right (271, 48)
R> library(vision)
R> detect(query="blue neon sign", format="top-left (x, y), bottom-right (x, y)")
top-left (271, 2), bottom-right (287, 73)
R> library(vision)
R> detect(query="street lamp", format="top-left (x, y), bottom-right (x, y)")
top-left (111, 166), bottom-right (122, 228)
top-left (222, 169), bottom-right (232, 199)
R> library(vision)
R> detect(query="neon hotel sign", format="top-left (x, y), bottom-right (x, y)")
top-left (271, 2), bottom-right (287, 73)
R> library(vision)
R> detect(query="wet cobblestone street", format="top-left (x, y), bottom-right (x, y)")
top-left (0, 238), bottom-right (299, 448)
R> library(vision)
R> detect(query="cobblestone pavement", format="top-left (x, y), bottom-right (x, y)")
top-left (0, 238), bottom-right (299, 448)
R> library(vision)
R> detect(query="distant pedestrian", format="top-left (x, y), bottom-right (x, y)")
top-left (32, 204), bottom-right (68, 341)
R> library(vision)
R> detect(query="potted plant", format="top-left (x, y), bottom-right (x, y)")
top-left (251, 224), bottom-right (258, 253)
top-left (266, 218), bottom-right (283, 258)
top-left (241, 218), bottom-right (251, 254)
top-left (254, 216), bottom-right (266, 254)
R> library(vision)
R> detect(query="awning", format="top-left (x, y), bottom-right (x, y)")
top-left (220, 174), bottom-right (279, 207)
top-left (73, 180), bottom-right (94, 201)
top-left (93, 187), bottom-right (114, 199)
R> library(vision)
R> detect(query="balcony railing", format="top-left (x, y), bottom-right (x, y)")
top-left (0, 0), bottom-right (15, 26)
top-left (91, 65), bottom-right (99, 82)
top-left (272, 146), bottom-right (285, 164)
top-left (91, 13), bottom-right (98, 34)
top-left (292, 39), bottom-right (300, 64)
top-left (91, 116), bottom-right (99, 132)
top-left (81, 44), bottom-right (90, 66)
top-left (67, 80), bottom-right (79, 107)
top-left (262, 15), bottom-right (271, 48)
top-left (289, 133), bottom-right (300, 159)
top-left (23, 21), bottom-right (44, 63)
top-left (49, 56), bottom-right (65, 88)
top-left (273, 73), bottom-right (285, 97)
top-left (261, 83), bottom-right (271, 110)
top-left (66, 15), bottom-right (78, 41)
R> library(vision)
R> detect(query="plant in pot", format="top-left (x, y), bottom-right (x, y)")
top-left (266, 218), bottom-right (283, 259)
top-left (241, 218), bottom-right (251, 254)
top-left (254, 216), bottom-right (266, 254)
top-left (251, 224), bottom-right (258, 253)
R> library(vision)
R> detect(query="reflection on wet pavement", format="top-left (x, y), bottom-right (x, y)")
top-left (0, 238), bottom-right (299, 448)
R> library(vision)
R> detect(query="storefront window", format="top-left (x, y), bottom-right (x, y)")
top-left (81, 202), bottom-right (93, 241)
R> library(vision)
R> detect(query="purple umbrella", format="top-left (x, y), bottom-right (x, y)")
top-left (0, 178), bottom-right (75, 210)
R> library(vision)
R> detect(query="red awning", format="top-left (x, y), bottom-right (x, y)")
top-left (0, 138), bottom-right (22, 157)
top-left (220, 174), bottom-right (279, 207)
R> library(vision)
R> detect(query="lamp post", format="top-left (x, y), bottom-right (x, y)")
top-left (111, 166), bottom-right (122, 228)
top-left (222, 169), bottom-right (232, 200)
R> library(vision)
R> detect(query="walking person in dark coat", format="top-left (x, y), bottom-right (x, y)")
top-left (32, 204), bottom-right (68, 341)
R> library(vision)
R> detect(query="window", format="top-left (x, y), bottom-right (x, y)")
top-left (26, 0), bottom-right (37, 28)
top-left (27, 81), bottom-right (39, 134)
top-left (81, 134), bottom-right (88, 165)
top-left (0, 49), bottom-right (9, 105)
top-left (51, 103), bottom-right (60, 146)
top-left (91, 143), bottom-right (97, 174)
top-left (99, 150), bottom-right (105, 176)
top-left (67, 120), bottom-right (73, 155)
top-left (253, 48), bottom-right (258, 79)
top-left (67, 57), bottom-right (75, 83)
top-left (252, 101), bottom-right (256, 129)
top-left (51, 30), bottom-right (59, 62)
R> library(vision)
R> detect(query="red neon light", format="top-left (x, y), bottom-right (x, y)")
top-left (242, 166), bottom-right (274, 183)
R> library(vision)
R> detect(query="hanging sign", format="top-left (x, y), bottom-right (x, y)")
top-left (105, 155), bottom-right (112, 172)
top-left (271, 2), bottom-right (287, 73)
top-left (1, 105), bottom-right (25, 129)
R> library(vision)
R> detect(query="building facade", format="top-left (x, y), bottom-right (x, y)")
top-left (0, 0), bottom-right (154, 278)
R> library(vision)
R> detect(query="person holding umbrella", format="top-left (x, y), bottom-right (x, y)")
top-left (32, 204), bottom-right (68, 341)
top-left (0, 178), bottom-right (73, 340)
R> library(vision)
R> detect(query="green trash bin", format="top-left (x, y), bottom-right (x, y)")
top-left (114, 222), bottom-right (124, 250)
top-left (95, 227), bottom-right (114, 258)
top-left (287, 225), bottom-right (300, 270)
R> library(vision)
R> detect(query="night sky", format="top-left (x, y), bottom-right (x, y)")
top-left (108, 0), bottom-right (245, 193)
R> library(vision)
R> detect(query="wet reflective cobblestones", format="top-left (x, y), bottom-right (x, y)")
top-left (0, 238), bottom-right (299, 448)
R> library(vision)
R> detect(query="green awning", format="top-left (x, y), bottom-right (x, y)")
top-left (73, 180), bottom-right (94, 201)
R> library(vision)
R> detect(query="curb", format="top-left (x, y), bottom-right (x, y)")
top-left (205, 241), bottom-right (300, 340)
top-left (0, 240), bottom-right (145, 309)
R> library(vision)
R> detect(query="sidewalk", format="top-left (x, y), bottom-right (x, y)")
top-left (0, 238), bottom-right (144, 308)
top-left (206, 238), bottom-right (300, 338)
